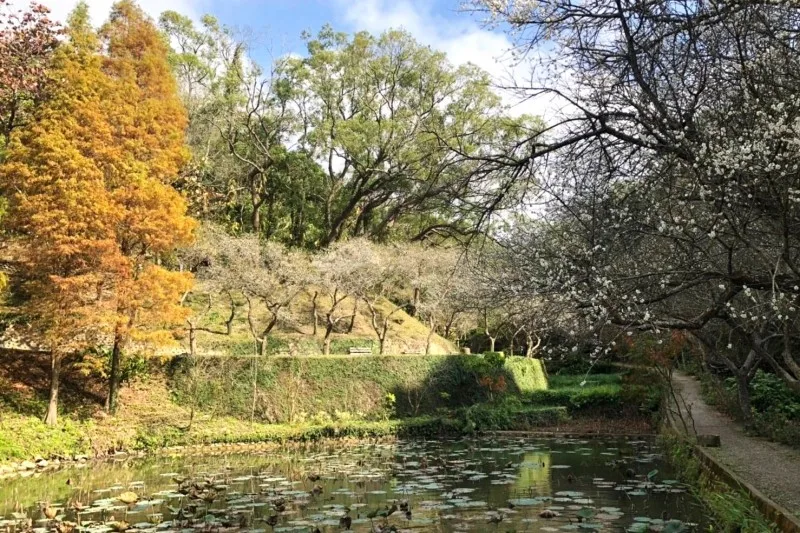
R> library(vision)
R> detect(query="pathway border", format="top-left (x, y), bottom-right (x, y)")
top-left (669, 371), bottom-right (800, 533)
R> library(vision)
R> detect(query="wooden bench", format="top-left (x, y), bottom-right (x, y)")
top-left (348, 346), bottom-right (372, 355)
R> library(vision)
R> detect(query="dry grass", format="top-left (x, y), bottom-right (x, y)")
top-left (186, 285), bottom-right (457, 356)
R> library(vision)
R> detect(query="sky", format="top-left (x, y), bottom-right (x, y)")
top-left (23, 0), bottom-right (550, 117)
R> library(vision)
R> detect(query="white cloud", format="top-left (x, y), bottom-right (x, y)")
top-left (336, 0), bottom-right (552, 119)
top-left (27, 0), bottom-right (204, 27)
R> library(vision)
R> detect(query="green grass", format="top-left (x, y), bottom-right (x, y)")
top-left (132, 415), bottom-right (462, 451)
top-left (0, 416), bottom-right (93, 461)
top-left (0, 404), bottom-right (570, 463)
top-left (0, 364), bottom-right (613, 465)
top-left (523, 373), bottom-right (623, 412)
top-left (505, 357), bottom-right (548, 392)
top-left (548, 373), bottom-right (623, 388)
top-left (458, 402), bottom-right (568, 432)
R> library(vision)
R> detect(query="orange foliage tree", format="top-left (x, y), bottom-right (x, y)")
top-left (0, 1), bottom-right (195, 423)
top-left (99, 0), bottom-right (194, 414)
top-left (0, 6), bottom-right (124, 425)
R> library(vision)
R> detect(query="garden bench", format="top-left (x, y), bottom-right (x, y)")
top-left (348, 346), bottom-right (372, 355)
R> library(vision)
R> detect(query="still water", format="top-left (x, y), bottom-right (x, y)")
top-left (0, 437), bottom-right (707, 532)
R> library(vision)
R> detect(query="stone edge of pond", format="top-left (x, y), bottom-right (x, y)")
top-left (665, 413), bottom-right (800, 532)
top-left (490, 430), bottom-right (657, 438)
top-left (691, 443), bottom-right (800, 533)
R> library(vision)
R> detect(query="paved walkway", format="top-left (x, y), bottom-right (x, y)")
top-left (671, 371), bottom-right (800, 517)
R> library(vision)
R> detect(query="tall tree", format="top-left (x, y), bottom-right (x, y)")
top-left (293, 27), bottom-right (536, 245)
top-left (158, 11), bottom-right (250, 226)
top-left (100, 0), bottom-right (195, 413)
top-left (0, 3), bottom-right (123, 425)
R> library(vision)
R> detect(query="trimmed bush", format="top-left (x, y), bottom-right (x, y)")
top-left (458, 399), bottom-right (568, 432)
top-left (505, 357), bottom-right (548, 392)
top-left (523, 373), bottom-right (623, 413)
top-left (482, 351), bottom-right (506, 368)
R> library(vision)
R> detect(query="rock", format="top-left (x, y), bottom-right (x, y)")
top-left (0, 464), bottom-right (13, 475)
top-left (74, 454), bottom-right (88, 462)
top-left (697, 434), bottom-right (721, 447)
top-left (20, 460), bottom-right (36, 470)
top-left (36, 459), bottom-right (49, 468)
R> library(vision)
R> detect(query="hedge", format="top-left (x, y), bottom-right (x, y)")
top-left (168, 354), bottom-right (548, 424)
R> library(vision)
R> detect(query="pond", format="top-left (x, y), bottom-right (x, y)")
top-left (0, 437), bottom-right (706, 532)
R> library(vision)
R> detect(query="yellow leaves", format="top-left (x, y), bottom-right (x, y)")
top-left (0, 1), bottom-right (196, 356)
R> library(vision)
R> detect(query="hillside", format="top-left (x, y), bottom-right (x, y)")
top-left (184, 285), bottom-right (459, 356)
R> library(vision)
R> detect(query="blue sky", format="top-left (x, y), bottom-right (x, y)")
top-left (33, 0), bottom-right (550, 118)
top-left (201, 0), bottom-right (473, 67)
top-left (210, 0), bottom-right (465, 56)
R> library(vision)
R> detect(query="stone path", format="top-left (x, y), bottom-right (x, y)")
top-left (671, 371), bottom-right (800, 517)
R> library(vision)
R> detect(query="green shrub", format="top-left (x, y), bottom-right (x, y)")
top-left (545, 353), bottom-right (618, 375)
top-left (702, 369), bottom-right (800, 448)
top-left (482, 351), bottom-right (505, 368)
top-left (458, 398), bottom-right (568, 432)
top-left (522, 373), bottom-right (624, 413)
top-left (548, 373), bottom-right (622, 387)
top-left (746, 370), bottom-right (800, 419)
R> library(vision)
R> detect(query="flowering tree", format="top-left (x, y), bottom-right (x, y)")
top-left (0, 0), bottom-right (61, 150)
top-left (468, 0), bottom-right (800, 418)
top-left (404, 245), bottom-right (463, 354)
top-left (310, 240), bottom-right (367, 354)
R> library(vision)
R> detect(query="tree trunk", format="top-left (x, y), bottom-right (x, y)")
top-left (323, 337), bottom-right (332, 356)
top-left (410, 287), bottom-right (420, 317)
top-left (311, 291), bottom-right (319, 336)
top-left (251, 202), bottom-right (261, 233)
top-left (43, 352), bottom-right (60, 426)
top-left (249, 172), bottom-right (265, 233)
top-left (251, 355), bottom-right (258, 422)
top-left (378, 337), bottom-right (386, 355)
top-left (225, 292), bottom-right (236, 335)
top-left (347, 299), bottom-right (357, 334)
top-left (488, 336), bottom-right (496, 352)
top-left (736, 372), bottom-right (754, 425)
top-left (425, 316), bottom-right (435, 355)
top-left (189, 325), bottom-right (197, 357)
top-left (323, 320), bottom-right (334, 355)
top-left (107, 333), bottom-right (123, 414)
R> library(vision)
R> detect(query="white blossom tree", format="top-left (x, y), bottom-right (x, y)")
top-left (467, 0), bottom-right (800, 419)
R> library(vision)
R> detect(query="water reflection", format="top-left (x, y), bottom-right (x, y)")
top-left (0, 437), bottom-right (706, 532)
